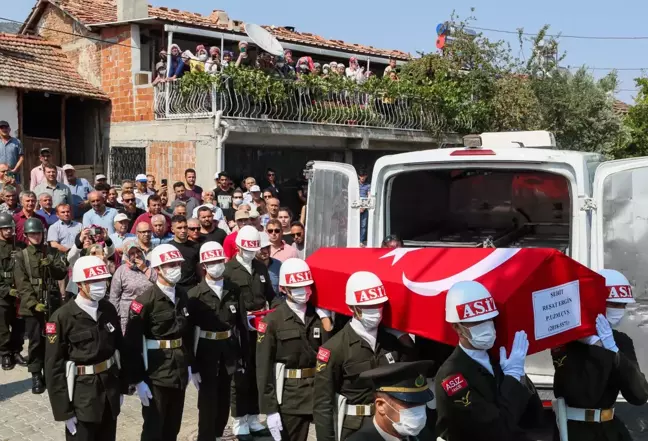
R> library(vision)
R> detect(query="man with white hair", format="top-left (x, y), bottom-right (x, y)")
top-left (151, 214), bottom-right (172, 246)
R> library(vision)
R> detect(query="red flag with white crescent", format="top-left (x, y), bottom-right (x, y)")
top-left (307, 248), bottom-right (607, 355)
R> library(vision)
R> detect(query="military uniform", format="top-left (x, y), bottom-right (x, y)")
top-left (187, 279), bottom-right (249, 441)
top-left (123, 284), bottom-right (195, 441)
top-left (552, 331), bottom-right (648, 441)
top-left (15, 242), bottom-right (67, 382)
top-left (313, 322), bottom-right (415, 441)
top-left (257, 301), bottom-right (332, 441)
top-left (0, 237), bottom-right (25, 369)
top-left (435, 346), bottom-right (543, 441)
top-left (44, 298), bottom-right (126, 440)
top-left (224, 257), bottom-right (275, 421)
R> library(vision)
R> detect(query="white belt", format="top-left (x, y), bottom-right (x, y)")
top-left (145, 338), bottom-right (183, 349)
top-left (345, 403), bottom-right (374, 416)
top-left (566, 406), bottom-right (615, 423)
top-left (76, 355), bottom-right (116, 375)
top-left (199, 329), bottom-right (232, 340)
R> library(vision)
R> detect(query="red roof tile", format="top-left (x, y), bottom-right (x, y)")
top-left (613, 99), bottom-right (629, 116)
top-left (0, 32), bottom-right (108, 99)
top-left (41, 0), bottom-right (410, 60)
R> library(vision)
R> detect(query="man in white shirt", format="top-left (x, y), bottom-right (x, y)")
top-left (134, 174), bottom-right (154, 207)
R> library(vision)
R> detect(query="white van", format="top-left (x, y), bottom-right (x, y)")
top-left (304, 130), bottom-right (648, 432)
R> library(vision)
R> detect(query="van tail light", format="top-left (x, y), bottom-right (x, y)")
top-left (450, 149), bottom-right (496, 156)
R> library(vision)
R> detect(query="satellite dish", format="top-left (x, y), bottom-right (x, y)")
top-left (246, 23), bottom-right (284, 56)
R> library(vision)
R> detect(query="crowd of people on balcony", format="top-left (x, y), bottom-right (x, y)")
top-left (153, 41), bottom-right (400, 85)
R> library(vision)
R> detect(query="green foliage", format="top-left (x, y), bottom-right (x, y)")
top-left (621, 78), bottom-right (648, 158)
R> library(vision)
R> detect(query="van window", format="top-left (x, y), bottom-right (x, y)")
top-left (386, 169), bottom-right (571, 252)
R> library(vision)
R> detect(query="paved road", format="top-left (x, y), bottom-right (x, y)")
top-left (0, 354), bottom-right (316, 441)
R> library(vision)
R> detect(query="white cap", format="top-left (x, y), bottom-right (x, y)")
top-left (135, 174), bottom-right (147, 182)
top-left (249, 208), bottom-right (260, 218)
top-left (597, 269), bottom-right (635, 304)
top-left (114, 213), bottom-right (129, 223)
top-left (250, 185), bottom-right (261, 192)
top-left (95, 174), bottom-right (107, 181)
top-left (280, 258), bottom-right (313, 288)
top-left (62, 164), bottom-right (75, 171)
top-left (259, 231), bottom-right (271, 248)
top-left (150, 244), bottom-right (185, 268)
top-left (445, 281), bottom-right (499, 323)
top-left (236, 225), bottom-right (261, 251)
top-left (200, 241), bottom-right (226, 264)
top-left (72, 256), bottom-right (112, 283)
top-left (345, 271), bottom-right (388, 306)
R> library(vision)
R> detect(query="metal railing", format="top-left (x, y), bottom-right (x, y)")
top-left (154, 78), bottom-right (458, 132)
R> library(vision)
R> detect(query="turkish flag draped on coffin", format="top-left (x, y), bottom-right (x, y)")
top-left (307, 248), bottom-right (608, 355)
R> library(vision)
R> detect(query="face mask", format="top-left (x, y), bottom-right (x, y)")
top-left (386, 402), bottom-right (427, 437)
top-left (87, 280), bottom-right (107, 301)
top-left (277, 62), bottom-right (285, 68)
top-left (206, 262), bottom-right (225, 279)
top-left (606, 307), bottom-right (625, 327)
top-left (463, 321), bottom-right (496, 350)
top-left (241, 249), bottom-right (257, 263)
top-left (163, 266), bottom-right (182, 284)
top-left (289, 286), bottom-right (312, 304)
top-left (198, 53), bottom-right (208, 61)
top-left (578, 335), bottom-right (601, 345)
top-left (357, 307), bottom-right (383, 330)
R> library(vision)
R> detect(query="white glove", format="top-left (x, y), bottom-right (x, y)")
top-left (266, 412), bottom-right (283, 441)
top-left (120, 394), bottom-right (124, 407)
top-left (315, 307), bottom-right (331, 319)
top-left (189, 366), bottom-right (202, 390)
top-left (136, 381), bottom-right (153, 407)
top-left (596, 314), bottom-right (618, 353)
top-left (65, 416), bottom-right (77, 435)
top-left (499, 331), bottom-right (529, 381)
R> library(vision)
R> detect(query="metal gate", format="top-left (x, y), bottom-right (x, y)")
top-left (109, 147), bottom-right (146, 185)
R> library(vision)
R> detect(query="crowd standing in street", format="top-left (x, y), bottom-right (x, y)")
top-left (0, 139), bottom-right (645, 441)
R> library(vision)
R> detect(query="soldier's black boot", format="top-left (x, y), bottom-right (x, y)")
top-left (1, 354), bottom-right (14, 370)
top-left (14, 353), bottom-right (27, 367)
top-left (31, 372), bottom-right (45, 394)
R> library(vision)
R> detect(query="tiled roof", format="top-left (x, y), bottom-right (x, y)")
top-left (612, 99), bottom-right (629, 116)
top-left (0, 32), bottom-right (108, 99)
top-left (41, 0), bottom-right (411, 60)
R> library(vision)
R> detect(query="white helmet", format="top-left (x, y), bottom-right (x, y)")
top-left (597, 269), bottom-right (635, 304)
top-left (346, 271), bottom-right (388, 306)
top-left (280, 258), bottom-right (313, 288)
top-left (72, 256), bottom-right (112, 283)
top-left (236, 225), bottom-right (261, 251)
top-left (259, 231), bottom-right (271, 248)
top-left (200, 241), bottom-right (225, 264)
top-left (445, 281), bottom-right (499, 323)
top-left (150, 244), bottom-right (185, 268)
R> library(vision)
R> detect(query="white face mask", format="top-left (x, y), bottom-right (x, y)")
top-left (206, 262), bottom-right (225, 279)
top-left (357, 307), bottom-right (383, 330)
top-left (163, 266), bottom-right (182, 284)
top-left (240, 249), bottom-right (257, 263)
top-left (86, 280), bottom-right (107, 301)
top-left (463, 321), bottom-right (496, 350)
top-left (386, 402), bottom-right (427, 437)
top-left (606, 307), bottom-right (625, 327)
top-left (289, 286), bottom-right (312, 304)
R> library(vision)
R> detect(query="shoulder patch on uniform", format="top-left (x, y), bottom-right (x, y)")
top-left (442, 373), bottom-right (468, 396)
top-left (258, 321), bottom-right (267, 333)
top-left (130, 300), bottom-right (144, 314)
top-left (317, 347), bottom-right (331, 363)
top-left (45, 322), bottom-right (56, 334)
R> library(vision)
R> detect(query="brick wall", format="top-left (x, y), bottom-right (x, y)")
top-left (148, 141), bottom-right (196, 185)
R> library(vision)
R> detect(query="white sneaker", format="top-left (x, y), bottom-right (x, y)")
top-left (232, 415), bottom-right (250, 435)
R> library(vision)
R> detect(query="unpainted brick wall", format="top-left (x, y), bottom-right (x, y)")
top-left (148, 141), bottom-right (196, 185)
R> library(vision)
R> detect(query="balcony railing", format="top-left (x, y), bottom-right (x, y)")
top-left (154, 78), bottom-right (455, 132)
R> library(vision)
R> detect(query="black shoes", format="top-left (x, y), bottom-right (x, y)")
top-left (251, 428), bottom-right (271, 437)
top-left (32, 372), bottom-right (45, 394)
top-left (1, 354), bottom-right (14, 370)
top-left (14, 352), bottom-right (27, 367)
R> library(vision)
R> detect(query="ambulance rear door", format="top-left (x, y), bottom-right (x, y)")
top-left (304, 161), bottom-right (361, 257)
top-left (591, 157), bottom-right (648, 380)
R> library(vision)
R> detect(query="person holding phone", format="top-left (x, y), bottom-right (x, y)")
top-left (0, 164), bottom-right (21, 193)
